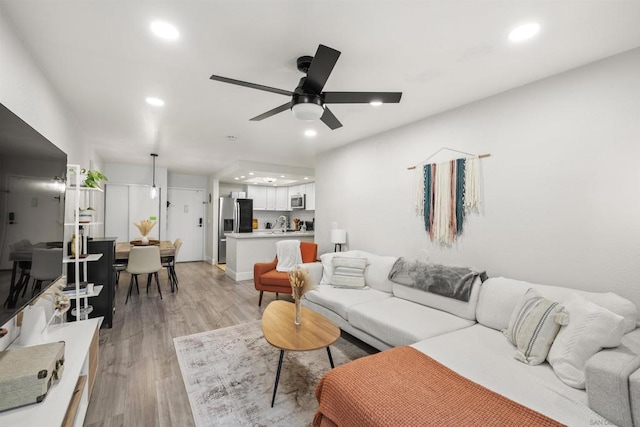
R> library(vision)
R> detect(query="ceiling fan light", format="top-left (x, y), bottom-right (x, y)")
top-left (292, 102), bottom-right (324, 121)
top-left (370, 100), bottom-right (383, 107)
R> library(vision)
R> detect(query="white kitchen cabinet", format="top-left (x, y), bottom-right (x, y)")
top-left (247, 185), bottom-right (267, 210)
top-left (275, 187), bottom-right (289, 211)
top-left (266, 187), bottom-right (276, 210)
top-left (304, 182), bottom-right (315, 210)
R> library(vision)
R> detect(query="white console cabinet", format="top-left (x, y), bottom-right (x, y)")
top-left (0, 317), bottom-right (102, 427)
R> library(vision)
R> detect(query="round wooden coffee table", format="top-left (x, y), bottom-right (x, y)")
top-left (262, 300), bottom-right (340, 407)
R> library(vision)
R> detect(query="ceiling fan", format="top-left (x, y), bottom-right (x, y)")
top-left (209, 44), bottom-right (402, 130)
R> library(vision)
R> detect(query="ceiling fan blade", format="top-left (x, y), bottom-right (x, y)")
top-left (323, 92), bottom-right (402, 104)
top-left (302, 45), bottom-right (341, 94)
top-left (320, 106), bottom-right (343, 130)
top-left (210, 75), bottom-right (293, 97)
top-left (249, 102), bottom-right (292, 121)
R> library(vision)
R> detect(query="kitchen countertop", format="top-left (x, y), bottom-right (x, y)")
top-left (225, 231), bottom-right (315, 239)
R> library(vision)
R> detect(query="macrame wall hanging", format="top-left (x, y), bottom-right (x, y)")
top-left (408, 148), bottom-right (490, 245)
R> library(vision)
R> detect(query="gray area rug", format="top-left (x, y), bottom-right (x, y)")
top-left (174, 320), bottom-right (372, 426)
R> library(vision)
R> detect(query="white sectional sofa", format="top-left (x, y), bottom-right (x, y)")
top-left (302, 250), bottom-right (640, 427)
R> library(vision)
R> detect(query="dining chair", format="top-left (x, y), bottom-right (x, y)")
top-left (125, 246), bottom-right (163, 304)
top-left (30, 248), bottom-right (63, 297)
top-left (161, 238), bottom-right (182, 292)
top-left (113, 259), bottom-right (127, 286)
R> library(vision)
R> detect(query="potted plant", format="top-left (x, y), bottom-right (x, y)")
top-left (81, 169), bottom-right (108, 190)
top-left (68, 167), bottom-right (108, 190)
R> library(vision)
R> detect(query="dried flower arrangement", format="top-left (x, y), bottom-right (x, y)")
top-left (133, 219), bottom-right (157, 237)
top-left (288, 267), bottom-right (315, 299)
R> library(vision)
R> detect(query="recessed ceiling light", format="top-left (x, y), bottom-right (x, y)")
top-left (370, 100), bottom-right (383, 107)
top-left (303, 177), bottom-right (309, 180)
top-left (304, 129), bottom-right (317, 137)
top-left (150, 21), bottom-right (179, 40)
top-left (234, 177), bottom-right (239, 180)
top-left (508, 22), bottom-right (540, 43)
top-left (249, 172), bottom-right (254, 175)
top-left (145, 97), bottom-right (165, 107)
top-left (280, 175), bottom-right (285, 178)
top-left (240, 175), bottom-right (245, 178)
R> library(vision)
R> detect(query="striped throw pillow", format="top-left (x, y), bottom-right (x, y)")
top-left (330, 257), bottom-right (368, 289)
top-left (503, 288), bottom-right (568, 365)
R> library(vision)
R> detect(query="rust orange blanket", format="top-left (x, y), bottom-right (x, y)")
top-left (313, 346), bottom-right (564, 427)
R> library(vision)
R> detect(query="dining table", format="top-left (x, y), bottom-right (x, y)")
top-left (115, 240), bottom-right (176, 260)
top-left (115, 240), bottom-right (178, 291)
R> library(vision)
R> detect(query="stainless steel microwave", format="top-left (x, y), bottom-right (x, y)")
top-left (291, 194), bottom-right (306, 209)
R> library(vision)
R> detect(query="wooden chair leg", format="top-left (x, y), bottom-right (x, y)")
top-left (258, 290), bottom-right (264, 307)
top-left (146, 274), bottom-right (153, 294)
top-left (276, 292), bottom-right (279, 300)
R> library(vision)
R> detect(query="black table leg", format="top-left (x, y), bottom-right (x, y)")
top-left (327, 347), bottom-right (335, 369)
top-left (271, 350), bottom-right (285, 407)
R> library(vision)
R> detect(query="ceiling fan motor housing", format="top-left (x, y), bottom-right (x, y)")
top-left (291, 93), bottom-right (324, 120)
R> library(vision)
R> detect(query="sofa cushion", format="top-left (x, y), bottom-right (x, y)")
top-left (503, 289), bottom-right (567, 365)
top-left (319, 250), bottom-right (397, 293)
top-left (393, 277), bottom-right (481, 321)
top-left (548, 293), bottom-right (625, 389)
top-left (319, 251), bottom-right (363, 286)
top-left (411, 325), bottom-right (608, 426)
top-left (348, 297), bottom-right (475, 347)
top-left (477, 277), bottom-right (638, 333)
top-left (361, 253), bottom-right (397, 293)
top-left (330, 256), bottom-right (367, 288)
top-left (303, 285), bottom-right (391, 320)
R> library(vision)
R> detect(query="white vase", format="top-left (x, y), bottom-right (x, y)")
top-left (141, 235), bottom-right (149, 244)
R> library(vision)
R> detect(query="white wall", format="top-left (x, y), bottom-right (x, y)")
top-left (0, 8), bottom-right (93, 347)
top-left (168, 172), bottom-right (208, 189)
top-left (0, 8), bottom-right (88, 166)
top-left (316, 48), bottom-right (640, 308)
top-left (104, 163), bottom-right (168, 239)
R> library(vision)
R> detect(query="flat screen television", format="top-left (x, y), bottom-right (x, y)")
top-left (0, 103), bottom-right (67, 329)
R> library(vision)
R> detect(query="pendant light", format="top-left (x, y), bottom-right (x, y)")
top-left (150, 153), bottom-right (158, 199)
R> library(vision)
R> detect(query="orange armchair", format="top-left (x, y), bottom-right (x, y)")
top-left (254, 241), bottom-right (318, 306)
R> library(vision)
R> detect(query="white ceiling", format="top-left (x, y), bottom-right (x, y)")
top-left (3, 1), bottom-right (640, 182)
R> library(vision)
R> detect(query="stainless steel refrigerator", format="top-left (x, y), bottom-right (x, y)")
top-left (218, 197), bottom-right (253, 263)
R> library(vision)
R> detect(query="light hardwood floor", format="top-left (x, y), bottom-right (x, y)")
top-left (84, 262), bottom-right (283, 427)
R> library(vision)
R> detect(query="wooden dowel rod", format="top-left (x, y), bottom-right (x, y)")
top-left (407, 153), bottom-right (491, 170)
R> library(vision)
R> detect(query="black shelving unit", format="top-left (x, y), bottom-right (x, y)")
top-left (67, 237), bottom-right (116, 328)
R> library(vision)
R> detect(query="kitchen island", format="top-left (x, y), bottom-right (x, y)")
top-left (224, 231), bottom-right (315, 281)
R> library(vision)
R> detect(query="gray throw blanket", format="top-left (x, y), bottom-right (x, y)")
top-left (388, 258), bottom-right (486, 302)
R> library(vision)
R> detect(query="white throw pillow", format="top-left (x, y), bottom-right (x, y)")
top-left (547, 293), bottom-right (626, 389)
top-left (503, 289), bottom-right (568, 365)
top-left (319, 250), bottom-right (363, 286)
top-left (330, 256), bottom-right (367, 289)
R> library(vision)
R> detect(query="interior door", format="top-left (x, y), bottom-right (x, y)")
top-left (166, 188), bottom-right (204, 262)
